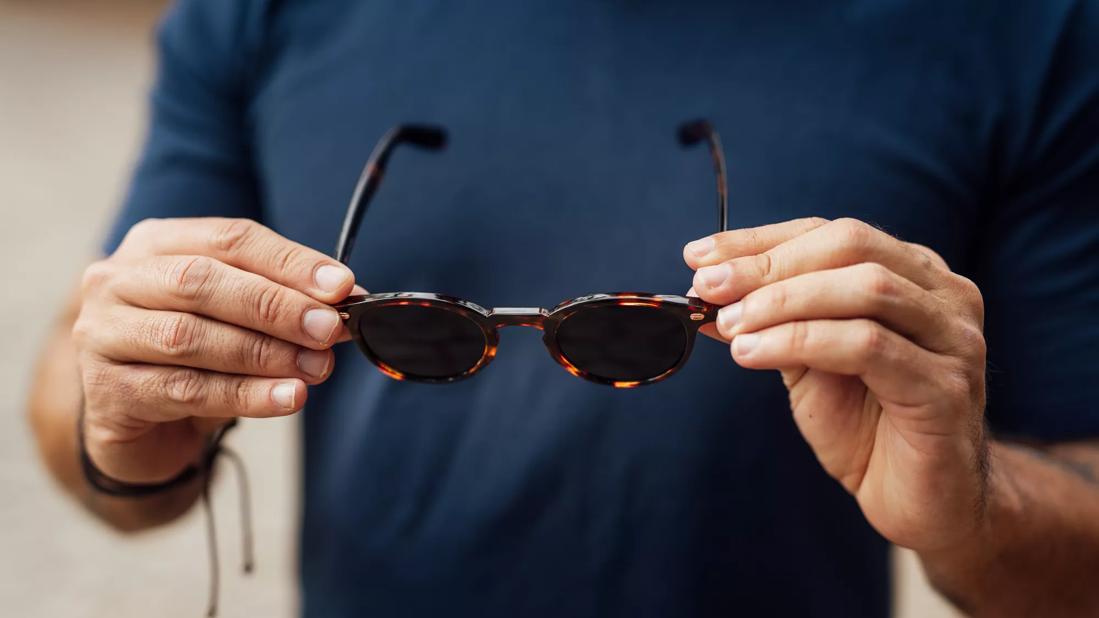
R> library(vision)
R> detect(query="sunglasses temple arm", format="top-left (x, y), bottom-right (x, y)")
top-left (677, 120), bottom-right (729, 233)
top-left (708, 130), bottom-right (728, 233)
top-left (336, 121), bottom-right (722, 264)
top-left (334, 125), bottom-right (448, 265)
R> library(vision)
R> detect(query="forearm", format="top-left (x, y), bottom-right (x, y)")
top-left (921, 439), bottom-right (1099, 616)
top-left (27, 297), bottom-right (201, 532)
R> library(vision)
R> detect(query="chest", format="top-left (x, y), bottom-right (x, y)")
top-left (249, 1), bottom-right (987, 306)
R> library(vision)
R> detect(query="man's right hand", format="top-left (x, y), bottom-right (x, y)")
top-left (73, 218), bottom-right (356, 484)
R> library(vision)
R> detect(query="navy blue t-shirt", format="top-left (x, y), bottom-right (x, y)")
top-left (106, 1), bottom-right (1099, 616)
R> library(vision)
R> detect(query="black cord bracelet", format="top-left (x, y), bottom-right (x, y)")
top-left (77, 408), bottom-right (236, 497)
top-left (77, 405), bottom-right (252, 617)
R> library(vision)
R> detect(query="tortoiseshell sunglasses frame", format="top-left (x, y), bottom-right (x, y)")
top-left (333, 120), bottom-right (729, 387)
top-left (337, 292), bottom-right (717, 388)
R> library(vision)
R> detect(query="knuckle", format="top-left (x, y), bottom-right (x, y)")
top-left (168, 255), bottom-right (217, 300)
top-left (803, 216), bottom-right (830, 228)
top-left (211, 219), bottom-right (257, 254)
top-left (81, 260), bottom-right (113, 295)
top-left (71, 315), bottom-right (93, 347)
top-left (754, 252), bottom-right (775, 281)
top-left (245, 334), bottom-right (278, 372)
top-left (252, 284), bottom-right (287, 326)
top-left (855, 320), bottom-right (885, 357)
top-left (954, 273), bottom-right (981, 297)
top-left (788, 321), bottom-right (812, 354)
top-left (275, 244), bottom-right (306, 275)
top-left (226, 377), bottom-right (253, 412)
top-left (113, 370), bottom-right (143, 405)
top-left (162, 368), bottom-right (206, 406)
top-left (154, 313), bottom-right (200, 358)
top-left (859, 263), bottom-right (895, 299)
top-left (81, 362), bottom-right (135, 414)
top-left (833, 218), bottom-right (873, 251)
top-left (955, 322), bottom-right (987, 361)
top-left (72, 306), bottom-right (113, 354)
top-left (81, 360), bottom-right (117, 394)
top-left (130, 217), bottom-right (160, 236)
top-left (119, 218), bottom-right (160, 248)
top-left (954, 275), bottom-right (985, 318)
top-left (83, 358), bottom-right (158, 418)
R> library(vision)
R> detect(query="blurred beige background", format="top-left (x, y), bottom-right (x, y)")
top-left (0, 1), bottom-right (959, 616)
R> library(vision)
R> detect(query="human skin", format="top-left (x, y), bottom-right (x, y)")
top-left (28, 217), bottom-right (358, 527)
top-left (684, 217), bottom-right (1099, 616)
top-left (26, 215), bottom-right (1099, 614)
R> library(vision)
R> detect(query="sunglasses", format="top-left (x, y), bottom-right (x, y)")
top-left (334, 120), bottom-right (728, 387)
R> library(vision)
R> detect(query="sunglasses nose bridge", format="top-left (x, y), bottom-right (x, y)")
top-left (489, 307), bottom-right (549, 330)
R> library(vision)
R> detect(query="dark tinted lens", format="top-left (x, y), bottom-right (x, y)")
top-left (358, 304), bottom-right (487, 378)
top-left (555, 304), bottom-right (688, 382)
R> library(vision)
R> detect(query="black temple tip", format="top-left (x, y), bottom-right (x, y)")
top-left (399, 125), bottom-right (448, 150)
top-left (677, 119), bottom-right (712, 147)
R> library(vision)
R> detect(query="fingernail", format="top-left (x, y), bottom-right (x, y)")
top-left (718, 302), bottom-right (742, 332)
top-left (297, 349), bottom-right (330, 378)
top-left (314, 264), bottom-right (352, 294)
top-left (696, 264), bottom-right (729, 289)
top-left (686, 237), bottom-right (715, 257)
top-left (271, 382), bottom-right (297, 409)
top-left (303, 309), bottom-right (340, 344)
top-left (734, 333), bottom-right (760, 356)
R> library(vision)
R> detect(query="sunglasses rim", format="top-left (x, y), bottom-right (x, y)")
top-left (337, 292), bottom-right (718, 387)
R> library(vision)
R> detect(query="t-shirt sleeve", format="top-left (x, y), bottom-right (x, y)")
top-left (102, 0), bottom-right (264, 254)
top-left (977, 0), bottom-right (1099, 441)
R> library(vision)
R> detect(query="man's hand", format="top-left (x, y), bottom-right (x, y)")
top-left (684, 217), bottom-right (988, 553)
top-left (74, 218), bottom-right (356, 485)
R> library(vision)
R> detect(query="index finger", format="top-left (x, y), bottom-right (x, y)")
top-left (683, 217), bottom-right (829, 270)
top-left (117, 218), bottom-right (355, 303)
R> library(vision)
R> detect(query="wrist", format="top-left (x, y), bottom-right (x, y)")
top-left (79, 403), bottom-right (236, 496)
top-left (80, 404), bottom-right (204, 485)
top-left (918, 440), bottom-right (1024, 614)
